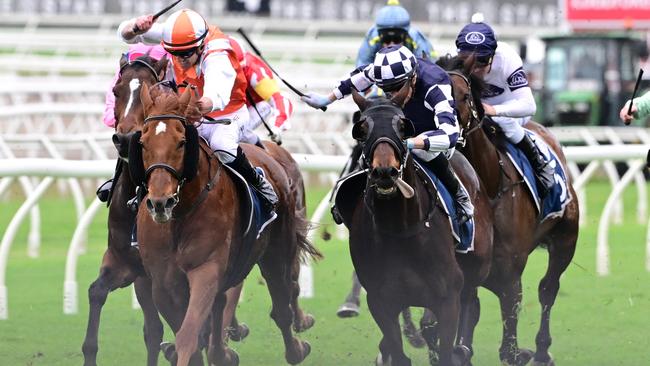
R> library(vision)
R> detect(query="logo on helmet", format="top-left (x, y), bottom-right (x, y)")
top-left (465, 32), bottom-right (486, 45)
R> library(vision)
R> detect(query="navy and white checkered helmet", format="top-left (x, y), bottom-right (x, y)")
top-left (371, 45), bottom-right (417, 90)
top-left (455, 13), bottom-right (497, 57)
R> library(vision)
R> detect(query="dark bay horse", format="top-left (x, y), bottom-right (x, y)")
top-left (132, 83), bottom-right (319, 365)
top-left (439, 56), bottom-right (579, 366)
top-left (337, 93), bottom-right (492, 366)
top-left (82, 54), bottom-right (168, 366)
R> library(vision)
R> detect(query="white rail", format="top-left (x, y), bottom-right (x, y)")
top-left (0, 145), bottom-right (649, 318)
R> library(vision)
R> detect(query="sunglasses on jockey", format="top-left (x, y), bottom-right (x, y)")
top-left (475, 54), bottom-right (494, 66)
top-left (379, 28), bottom-right (408, 46)
top-left (168, 47), bottom-right (199, 59)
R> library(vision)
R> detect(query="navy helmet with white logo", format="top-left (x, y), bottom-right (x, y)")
top-left (455, 13), bottom-right (497, 57)
top-left (370, 45), bottom-right (417, 90)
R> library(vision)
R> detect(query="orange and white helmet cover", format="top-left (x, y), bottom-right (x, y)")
top-left (162, 9), bottom-right (208, 51)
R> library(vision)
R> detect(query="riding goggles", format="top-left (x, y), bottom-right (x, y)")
top-left (379, 29), bottom-right (407, 46)
top-left (169, 47), bottom-right (198, 59)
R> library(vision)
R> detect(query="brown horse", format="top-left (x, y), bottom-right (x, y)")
top-left (336, 94), bottom-right (492, 366)
top-left (132, 83), bottom-right (319, 365)
top-left (82, 54), bottom-right (168, 366)
top-left (439, 56), bottom-right (579, 366)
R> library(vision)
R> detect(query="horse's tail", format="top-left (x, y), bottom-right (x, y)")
top-left (294, 207), bottom-right (323, 262)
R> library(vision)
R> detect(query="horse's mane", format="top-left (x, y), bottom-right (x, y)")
top-left (436, 54), bottom-right (486, 120)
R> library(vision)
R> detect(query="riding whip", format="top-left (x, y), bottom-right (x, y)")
top-left (133, 0), bottom-right (183, 32)
top-left (245, 88), bottom-right (282, 145)
top-left (236, 27), bottom-right (327, 112)
top-left (628, 68), bottom-right (644, 116)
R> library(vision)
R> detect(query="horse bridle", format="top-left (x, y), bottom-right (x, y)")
top-left (141, 114), bottom-right (189, 198)
top-left (447, 71), bottom-right (483, 139)
top-left (119, 58), bottom-right (178, 92)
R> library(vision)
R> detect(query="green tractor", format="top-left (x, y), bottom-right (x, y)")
top-left (536, 33), bottom-right (648, 126)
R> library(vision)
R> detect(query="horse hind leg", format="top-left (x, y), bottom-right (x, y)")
top-left (534, 227), bottom-right (578, 366)
top-left (259, 252), bottom-right (311, 364)
top-left (336, 271), bottom-right (363, 318)
top-left (420, 309), bottom-right (440, 365)
top-left (455, 287), bottom-right (481, 365)
top-left (82, 250), bottom-right (138, 366)
top-left (134, 276), bottom-right (164, 366)
top-left (290, 260), bottom-right (315, 333)
top-left (401, 308), bottom-right (426, 348)
top-left (208, 291), bottom-right (239, 366)
top-left (494, 277), bottom-right (534, 366)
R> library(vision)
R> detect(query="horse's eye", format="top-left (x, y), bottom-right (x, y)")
top-left (177, 140), bottom-right (186, 149)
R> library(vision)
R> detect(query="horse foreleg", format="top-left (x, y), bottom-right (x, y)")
top-left (134, 276), bottom-right (164, 366)
top-left (337, 270), bottom-right (363, 318)
top-left (259, 255), bottom-right (311, 364)
top-left (534, 230), bottom-right (577, 366)
top-left (82, 250), bottom-right (138, 366)
top-left (225, 283), bottom-right (249, 342)
top-left (174, 262), bottom-right (222, 366)
top-left (420, 309), bottom-right (440, 365)
top-left (367, 292), bottom-right (410, 366)
top-left (432, 294), bottom-right (461, 366)
top-left (208, 291), bottom-right (239, 366)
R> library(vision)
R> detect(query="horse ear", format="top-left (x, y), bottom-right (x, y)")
top-left (400, 117), bottom-right (416, 139)
top-left (178, 86), bottom-right (192, 108)
top-left (154, 57), bottom-right (168, 81)
top-left (352, 119), bottom-right (369, 142)
top-left (140, 82), bottom-right (154, 116)
top-left (351, 89), bottom-right (367, 111)
top-left (119, 53), bottom-right (128, 69)
top-left (389, 78), bottom-right (412, 107)
top-left (182, 124), bottom-right (199, 181)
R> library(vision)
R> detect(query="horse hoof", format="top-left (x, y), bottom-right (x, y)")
top-left (286, 340), bottom-right (311, 365)
top-left (428, 349), bottom-right (440, 366)
top-left (225, 348), bottom-right (240, 366)
top-left (160, 342), bottom-right (177, 365)
top-left (229, 323), bottom-right (250, 342)
top-left (453, 345), bottom-right (472, 366)
top-left (294, 314), bottom-right (315, 333)
top-left (531, 354), bottom-right (554, 366)
top-left (376, 352), bottom-right (392, 366)
top-left (337, 302), bottom-right (360, 318)
top-left (501, 348), bottom-right (534, 366)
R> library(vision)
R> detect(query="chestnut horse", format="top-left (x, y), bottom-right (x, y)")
top-left (337, 94), bottom-right (492, 366)
top-left (438, 56), bottom-right (579, 366)
top-left (131, 83), bottom-right (319, 365)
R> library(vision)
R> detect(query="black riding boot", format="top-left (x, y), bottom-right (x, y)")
top-left (516, 134), bottom-right (554, 198)
top-left (226, 146), bottom-right (278, 213)
top-left (426, 154), bottom-right (474, 224)
top-left (95, 179), bottom-right (113, 202)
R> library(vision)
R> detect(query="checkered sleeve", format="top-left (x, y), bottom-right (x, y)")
top-left (333, 64), bottom-right (375, 99)
top-left (420, 83), bottom-right (459, 152)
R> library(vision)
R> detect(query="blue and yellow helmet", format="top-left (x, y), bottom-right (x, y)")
top-left (375, 0), bottom-right (410, 31)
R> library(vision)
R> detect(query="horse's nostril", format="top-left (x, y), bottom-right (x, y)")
top-left (370, 168), bottom-right (381, 179)
top-left (390, 167), bottom-right (399, 178)
top-left (164, 197), bottom-right (177, 209)
top-left (146, 198), bottom-right (154, 211)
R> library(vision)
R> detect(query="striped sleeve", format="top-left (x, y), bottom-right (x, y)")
top-left (421, 83), bottom-right (459, 152)
top-left (333, 64), bottom-right (374, 99)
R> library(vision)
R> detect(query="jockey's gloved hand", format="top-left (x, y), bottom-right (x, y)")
top-left (301, 92), bottom-right (334, 109)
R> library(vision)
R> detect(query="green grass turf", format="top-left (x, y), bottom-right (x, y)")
top-left (0, 181), bottom-right (648, 365)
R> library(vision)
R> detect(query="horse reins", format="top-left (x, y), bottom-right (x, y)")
top-left (447, 71), bottom-right (483, 139)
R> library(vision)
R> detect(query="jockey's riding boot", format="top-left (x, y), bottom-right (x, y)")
top-left (226, 146), bottom-right (279, 213)
top-left (427, 154), bottom-right (474, 224)
top-left (95, 178), bottom-right (113, 202)
top-left (516, 134), bottom-right (555, 198)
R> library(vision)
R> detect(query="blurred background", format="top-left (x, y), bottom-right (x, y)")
top-left (1, 1), bottom-right (650, 365)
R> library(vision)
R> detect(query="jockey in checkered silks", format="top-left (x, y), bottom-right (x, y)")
top-left (302, 44), bottom-right (474, 224)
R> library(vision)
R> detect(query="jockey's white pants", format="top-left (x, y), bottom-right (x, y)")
top-left (492, 116), bottom-right (531, 144)
top-left (197, 105), bottom-right (249, 164)
top-left (240, 101), bottom-right (274, 145)
top-left (412, 147), bottom-right (455, 162)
